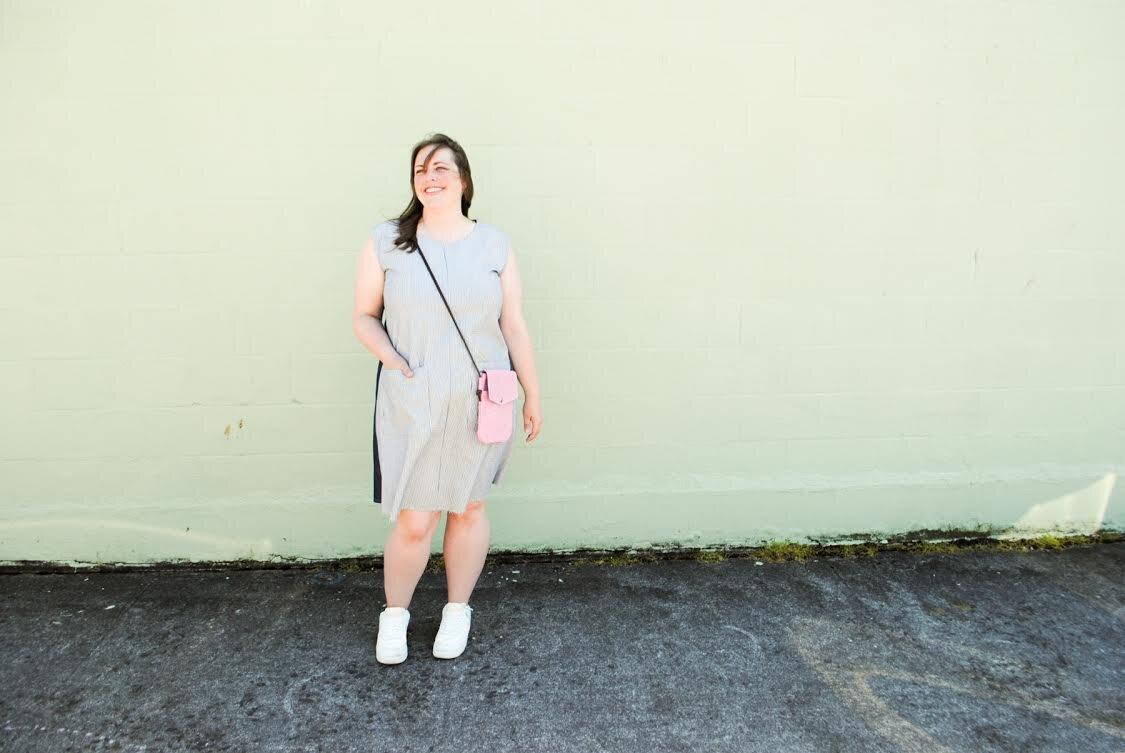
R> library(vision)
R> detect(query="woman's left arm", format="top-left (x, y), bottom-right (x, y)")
top-left (499, 246), bottom-right (542, 442)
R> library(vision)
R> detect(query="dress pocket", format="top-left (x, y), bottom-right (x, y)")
top-left (380, 365), bottom-right (429, 433)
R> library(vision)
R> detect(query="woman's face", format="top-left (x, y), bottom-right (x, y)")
top-left (414, 145), bottom-right (463, 207)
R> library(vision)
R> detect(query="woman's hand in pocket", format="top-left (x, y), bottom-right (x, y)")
top-left (387, 355), bottom-right (415, 378)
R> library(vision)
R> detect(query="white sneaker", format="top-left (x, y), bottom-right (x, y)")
top-left (432, 602), bottom-right (473, 659)
top-left (376, 606), bottom-right (410, 664)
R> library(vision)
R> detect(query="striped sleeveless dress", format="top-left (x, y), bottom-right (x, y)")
top-left (370, 218), bottom-right (516, 522)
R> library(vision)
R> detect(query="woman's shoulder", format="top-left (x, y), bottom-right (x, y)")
top-left (372, 218), bottom-right (400, 240)
top-left (473, 221), bottom-right (512, 270)
top-left (372, 219), bottom-right (410, 256)
top-left (369, 220), bottom-right (406, 271)
top-left (474, 220), bottom-right (510, 247)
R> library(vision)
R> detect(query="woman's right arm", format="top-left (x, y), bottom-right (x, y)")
top-left (352, 236), bottom-right (410, 375)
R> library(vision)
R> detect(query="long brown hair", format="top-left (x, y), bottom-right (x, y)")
top-left (391, 133), bottom-right (475, 253)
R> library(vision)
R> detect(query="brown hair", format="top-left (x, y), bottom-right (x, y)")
top-left (391, 133), bottom-right (475, 253)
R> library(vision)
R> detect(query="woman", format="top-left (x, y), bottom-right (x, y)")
top-left (352, 134), bottom-right (543, 664)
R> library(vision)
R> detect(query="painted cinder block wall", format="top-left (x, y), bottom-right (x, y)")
top-left (1, 2), bottom-right (1122, 566)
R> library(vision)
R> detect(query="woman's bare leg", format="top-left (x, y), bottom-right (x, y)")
top-left (442, 500), bottom-right (490, 603)
top-left (383, 509), bottom-right (441, 608)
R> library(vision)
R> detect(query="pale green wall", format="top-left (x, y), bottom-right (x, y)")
top-left (1, 2), bottom-right (1122, 566)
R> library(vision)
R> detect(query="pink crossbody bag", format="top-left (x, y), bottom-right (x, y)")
top-left (416, 244), bottom-right (518, 444)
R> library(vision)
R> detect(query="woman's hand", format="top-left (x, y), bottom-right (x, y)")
top-left (387, 355), bottom-right (414, 378)
top-left (522, 396), bottom-right (542, 443)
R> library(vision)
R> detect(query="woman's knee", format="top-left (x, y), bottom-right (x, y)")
top-left (394, 509), bottom-right (441, 540)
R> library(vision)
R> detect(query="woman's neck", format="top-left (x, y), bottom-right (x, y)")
top-left (419, 212), bottom-right (475, 242)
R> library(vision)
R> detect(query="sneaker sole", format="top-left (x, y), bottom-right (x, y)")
top-left (377, 648), bottom-right (408, 664)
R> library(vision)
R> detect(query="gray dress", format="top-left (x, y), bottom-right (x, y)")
top-left (370, 218), bottom-right (517, 522)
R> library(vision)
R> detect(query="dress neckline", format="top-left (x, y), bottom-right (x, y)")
top-left (418, 220), bottom-right (479, 246)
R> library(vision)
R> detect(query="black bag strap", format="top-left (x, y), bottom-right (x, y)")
top-left (415, 244), bottom-right (483, 380)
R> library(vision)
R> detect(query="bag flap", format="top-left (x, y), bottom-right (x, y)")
top-left (482, 369), bottom-right (518, 405)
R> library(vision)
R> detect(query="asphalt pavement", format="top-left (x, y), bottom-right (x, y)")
top-left (2, 541), bottom-right (1122, 752)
